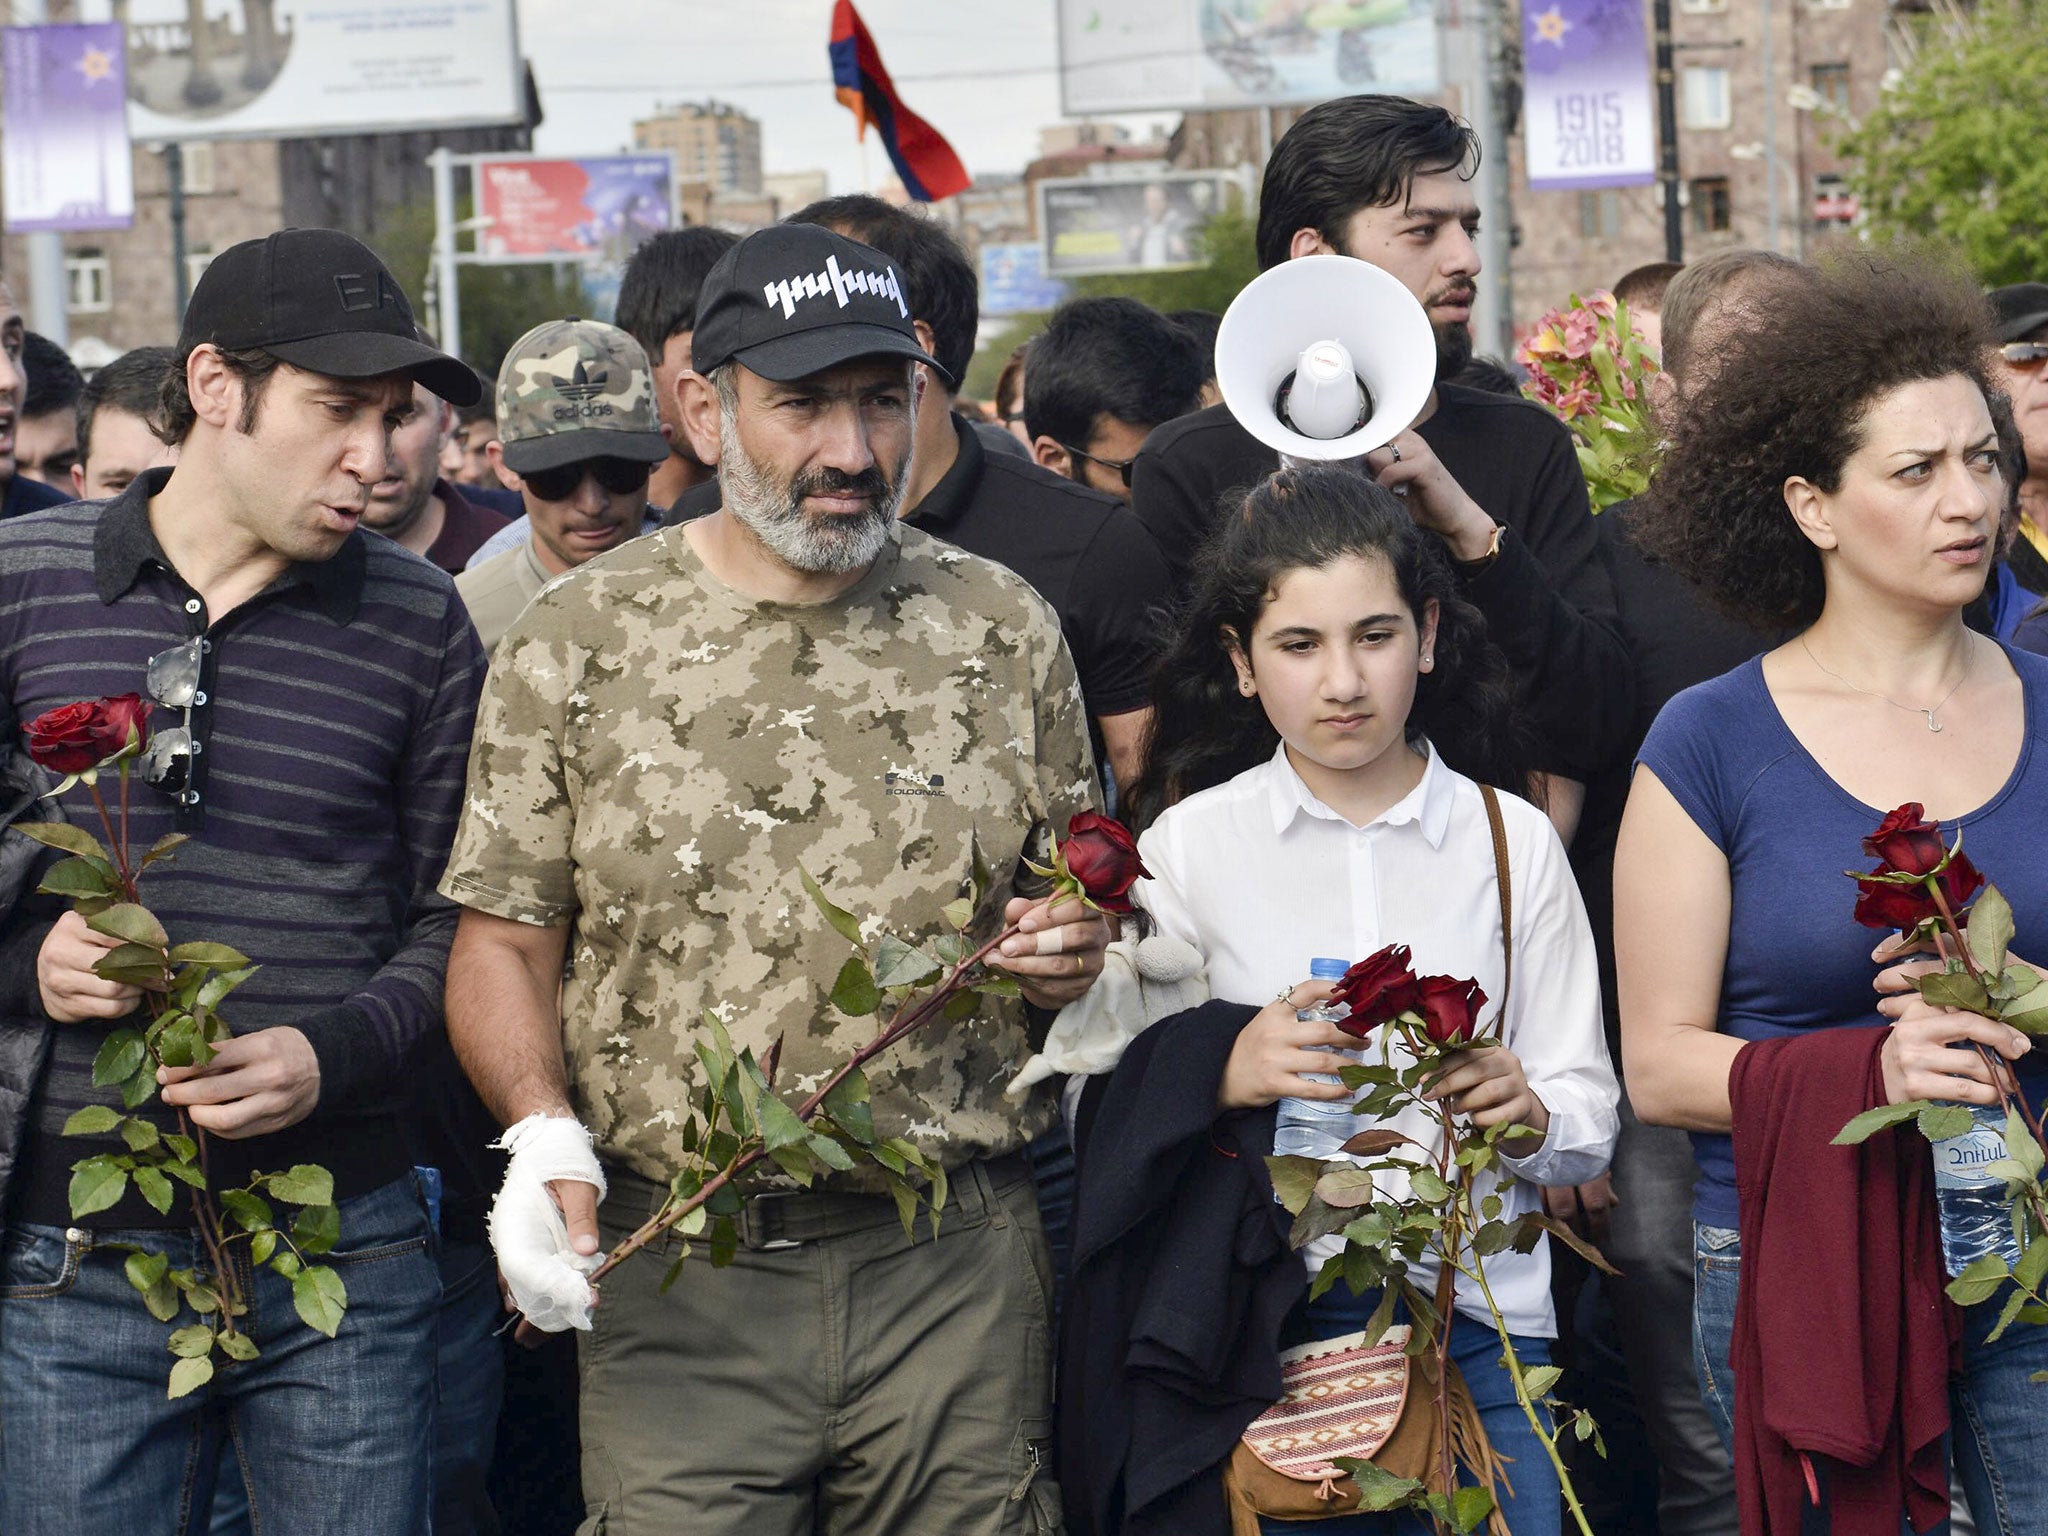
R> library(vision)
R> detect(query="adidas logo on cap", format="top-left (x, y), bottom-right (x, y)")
top-left (763, 253), bottom-right (909, 322)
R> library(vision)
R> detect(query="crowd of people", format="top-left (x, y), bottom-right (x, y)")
top-left (0, 87), bottom-right (2044, 1536)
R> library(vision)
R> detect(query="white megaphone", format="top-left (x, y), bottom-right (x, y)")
top-left (1215, 254), bottom-right (1437, 462)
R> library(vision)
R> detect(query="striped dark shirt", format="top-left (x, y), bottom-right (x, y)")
top-left (0, 470), bottom-right (485, 1227)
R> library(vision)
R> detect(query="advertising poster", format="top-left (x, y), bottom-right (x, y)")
top-left (1038, 171), bottom-right (1239, 279)
top-left (1521, 0), bottom-right (1656, 191)
top-left (2, 23), bottom-right (135, 232)
top-left (979, 243), bottom-right (1069, 316)
top-left (475, 155), bottom-right (674, 263)
top-left (1057, 0), bottom-right (1440, 116)
top-left (75, 0), bottom-right (522, 140)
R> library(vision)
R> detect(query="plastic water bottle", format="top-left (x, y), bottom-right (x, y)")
top-left (1272, 958), bottom-right (1360, 1161)
top-left (1932, 1104), bottom-right (2023, 1276)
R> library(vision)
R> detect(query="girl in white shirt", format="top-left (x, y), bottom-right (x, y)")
top-left (1122, 465), bottom-right (1619, 1535)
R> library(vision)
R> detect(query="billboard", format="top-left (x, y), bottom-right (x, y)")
top-left (979, 242), bottom-right (1069, 316)
top-left (1038, 171), bottom-right (1241, 279)
top-left (2, 24), bottom-right (135, 233)
top-left (475, 155), bottom-right (674, 263)
top-left (1056, 0), bottom-right (1439, 116)
top-left (1521, 0), bottom-right (1656, 191)
top-left (74, 0), bottom-right (522, 140)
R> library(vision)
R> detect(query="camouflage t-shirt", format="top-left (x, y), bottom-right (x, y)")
top-left (439, 519), bottom-right (1101, 1184)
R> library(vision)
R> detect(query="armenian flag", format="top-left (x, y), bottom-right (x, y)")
top-left (829, 1), bottom-right (971, 203)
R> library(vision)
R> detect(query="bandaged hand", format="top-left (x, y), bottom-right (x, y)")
top-left (489, 1113), bottom-right (607, 1332)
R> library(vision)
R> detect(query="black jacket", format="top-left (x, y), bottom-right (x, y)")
top-left (0, 756), bottom-right (63, 1216)
top-left (1059, 1001), bottom-right (1304, 1536)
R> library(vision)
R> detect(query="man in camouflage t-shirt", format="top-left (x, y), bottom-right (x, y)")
top-left (442, 225), bottom-right (1107, 1534)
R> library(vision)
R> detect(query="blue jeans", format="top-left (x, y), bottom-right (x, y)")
top-left (1693, 1221), bottom-right (2048, 1534)
top-left (1259, 1286), bottom-right (1561, 1536)
top-left (0, 1172), bottom-right (438, 1536)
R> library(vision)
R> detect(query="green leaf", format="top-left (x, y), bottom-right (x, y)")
top-left (220, 1189), bottom-right (273, 1231)
top-left (1265, 1155), bottom-right (1326, 1215)
top-left (134, 1165), bottom-right (174, 1214)
top-left (806, 1133), bottom-right (857, 1172)
top-left (1834, 1100), bottom-right (1932, 1145)
top-left (940, 897), bottom-right (975, 932)
top-left (1920, 969), bottom-right (1993, 1016)
top-left (94, 942), bottom-right (169, 986)
top-left (292, 1203), bottom-right (340, 1256)
top-left (62, 1104), bottom-right (122, 1137)
top-left (887, 1175), bottom-right (920, 1240)
top-left (828, 956), bottom-right (881, 1018)
top-left (1338, 1129), bottom-right (1408, 1158)
top-left (269, 1251), bottom-right (302, 1280)
top-left (2014, 1234), bottom-right (2048, 1297)
top-left (1969, 886), bottom-right (2016, 976)
top-left (1328, 1459), bottom-right (1424, 1511)
top-left (167, 1323), bottom-right (214, 1358)
top-left (767, 1142), bottom-right (817, 1184)
top-left (166, 940), bottom-right (251, 969)
top-left (2001, 1000), bottom-right (2048, 1036)
top-left (92, 1029), bottom-right (148, 1089)
top-left (2006, 1108), bottom-right (2046, 1182)
top-left (1407, 1168), bottom-right (1452, 1205)
top-left (196, 967), bottom-right (257, 1011)
top-left (163, 1133), bottom-right (196, 1162)
top-left (292, 1265), bottom-right (348, 1337)
top-left (1448, 1483), bottom-right (1497, 1534)
top-left (659, 1250), bottom-right (690, 1294)
top-left (119, 1059), bottom-right (158, 1109)
top-left (265, 1164), bottom-right (335, 1207)
top-left (1948, 1251), bottom-right (2011, 1307)
top-left (142, 832), bottom-right (191, 868)
top-left (1314, 1166), bottom-right (1379, 1209)
top-left (674, 1204), bottom-right (709, 1238)
top-left (163, 1157), bottom-right (205, 1189)
top-left (217, 1330), bottom-right (259, 1362)
top-left (873, 934), bottom-right (941, 989)
top-left (68, 1154), bottom-right (129, 1217)
top-left (167, 1354), bottom-right (214, 1400)
top-left (249, 1231), bottom-right (278, 1265)
top-left (973, 974), bottom-right (1022, 999)
top-left (1521, 1363), bottom-right (1564, 1399)
top-left (40, 854), bottom-right (119, 900)
top-left (708, 1213), bottom-right (739, 1268)
top-left (1917, 1104), bottom-right (1979, 1142)
top-left (85, 903), bottom-right (168, 949)
top-left (1986, 1283), bottom-right (2032, 1344)
top-left (120, 1117), bottom-right (161, 1153)
top-left (1519, 1212), bottom-right (1621, 1275)
top-left (125, 1249), bottom-right (169, 1293)
top-left (142, 1275), bottom-right (179, 1321)
top-left (823, 1071), bottom-right (876, 1146)
top-left (13, 821), bottom-right (109, 860)
top-left (798, 865), bottom-right (865, 948)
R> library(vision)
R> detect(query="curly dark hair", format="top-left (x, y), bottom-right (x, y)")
top-left (1632, 247), bottom-right (2000, 631)
top-left (1122, 464), bottom-right (1526, 832)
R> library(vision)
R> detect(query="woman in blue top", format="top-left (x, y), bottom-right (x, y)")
top-left (1615, 251), bottom-right (2048, 1532)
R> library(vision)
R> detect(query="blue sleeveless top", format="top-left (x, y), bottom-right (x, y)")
top-left (1637, 645), bottom-right (2048, 1227)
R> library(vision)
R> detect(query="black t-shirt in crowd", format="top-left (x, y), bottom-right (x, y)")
top-left (1131, 390), bottom-right (1633, 778)
top-left (664, 413), bottom-right (1173, 722)
top-left (0, 473), bottom-right (71, 518)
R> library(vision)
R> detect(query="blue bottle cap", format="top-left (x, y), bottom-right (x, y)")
top-left (1307, 957), bottom-right (1351, 979)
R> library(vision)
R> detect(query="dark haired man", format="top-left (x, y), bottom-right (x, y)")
top-left (1613, 260), bottom-right (1683, 356)
top-left (16, 331), bottom-right (83, 493)
top-left (443, 221), bottom-right (1105, 1534)
top-left (667, 195), bottom-right (1174, 793)
top-left (1026, 294), bottom-right (1207, 507)
top-left (616, 226), bottom-right (740, 512)
top-left (72, 345), bottom-right (179, 499)
top-left (361, 382), bottom-right (509, 573)
top-left (1132, 93), bottom-right (1632, 788)
top-left (0, 229), bottom-right (485, 1534)
top-left (0, 284), bottom-right (72, 518)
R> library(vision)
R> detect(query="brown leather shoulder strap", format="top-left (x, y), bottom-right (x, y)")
top-left (1479, 784), bottom-right (1512, 1026)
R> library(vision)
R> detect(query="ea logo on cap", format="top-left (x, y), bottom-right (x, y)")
top-left (333, 269), bottom-right (406, 315)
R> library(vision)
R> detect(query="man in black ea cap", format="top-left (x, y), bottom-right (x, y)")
top-left (440, 220), bottom-right (1109, 1532)
top-left (1990, 281), bottom-right (2048, 593)
top-left (0, 227), bottom-right (486, 1535)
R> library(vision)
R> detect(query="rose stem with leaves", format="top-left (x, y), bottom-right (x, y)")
top-left (86, 763), bottom-right (246, 1332)
top-left (1925, 882), bottom-right (2048, 1163)
top-left (572, 902), bottom-right (1050, 1293)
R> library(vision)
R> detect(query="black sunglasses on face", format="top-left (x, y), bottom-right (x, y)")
top-left (521, 457), bottom-right (653, 502)
top-left (1059, 443), bottom-right (1138, 489)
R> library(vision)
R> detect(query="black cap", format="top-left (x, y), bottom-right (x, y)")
top-left (177, 229), bottom-right (482, 406)
top-left (690, 224), bottom-right (947, 385)
top-left (1990, 282), bottom-right (2048, 344)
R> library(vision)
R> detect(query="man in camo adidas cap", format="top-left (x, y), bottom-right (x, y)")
top-left (454, 317), bottom-right (668, 650)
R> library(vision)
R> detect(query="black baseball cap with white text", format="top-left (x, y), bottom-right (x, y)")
top-left (690, 224), bottom-right (947, 386)
top-left (176, 228), bottom-right (481, 406)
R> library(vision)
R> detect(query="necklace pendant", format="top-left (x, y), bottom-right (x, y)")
top-left (1926, 712), bottom-right (1943, 733)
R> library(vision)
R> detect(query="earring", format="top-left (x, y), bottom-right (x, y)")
top-left (1238, 679), bottom-right (1255, 697)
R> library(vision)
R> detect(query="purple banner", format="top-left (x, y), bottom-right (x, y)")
top-left (2, 23), bottom-right (135, 233)
top-left (1521, 0), bottom-right (1656, 192)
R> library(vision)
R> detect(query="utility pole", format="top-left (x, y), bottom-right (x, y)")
top-left (1463, 0), bottom-right (1513, 358)
top-left (1760, 0), bottom-right (1780, 250)
top-left (430, 148), bottom-right (461, 356)
top-left (166, 144), bottom-right (191, 325)
top-left (1653, 0), bottom-right (1684, 261)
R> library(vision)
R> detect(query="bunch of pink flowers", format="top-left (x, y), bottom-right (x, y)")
top-left (1517, 290), bottom-right (1661, 511)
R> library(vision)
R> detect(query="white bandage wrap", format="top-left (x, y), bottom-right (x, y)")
top-left (489, 1113), bottom-right (608, 1333)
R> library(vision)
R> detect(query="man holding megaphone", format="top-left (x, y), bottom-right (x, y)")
top-left (1133, 94), bottom-right (1633, 797)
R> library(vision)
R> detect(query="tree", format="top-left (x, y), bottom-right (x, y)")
top-left (1835, 0), bottom-right (2048, 286)
top-left (371, 201), bottom-right (587, 378)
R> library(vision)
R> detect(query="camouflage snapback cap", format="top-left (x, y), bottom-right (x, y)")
top-left (495, 318), bottom-right (670, 475)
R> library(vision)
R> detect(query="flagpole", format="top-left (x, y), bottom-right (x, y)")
top-left (859, 131), bottom-right (872, 194)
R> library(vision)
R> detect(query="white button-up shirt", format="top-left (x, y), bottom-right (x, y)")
top-left (1133, 743), bottom-right (1619, 1337)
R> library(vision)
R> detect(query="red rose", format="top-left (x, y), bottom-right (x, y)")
top-left (1862, 804), bottom-right (1948, 877)
top-left (1851, 851), bottom-right (1985, 931)
top-left (1332, 944), bottom-right (1421, 1041)
top-left (1412, 974), bottom-right (1488, 1047)
top-left (24, 695), bottom-right (150, 775)
top-left (1061, 811), bottom-right (1149, 915)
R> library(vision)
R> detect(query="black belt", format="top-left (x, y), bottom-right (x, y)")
top-left (605, 1153), bottom-right (1030, 1252)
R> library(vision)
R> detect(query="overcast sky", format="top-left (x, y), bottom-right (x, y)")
top-left (518, 0), bottom-right (1168, 193)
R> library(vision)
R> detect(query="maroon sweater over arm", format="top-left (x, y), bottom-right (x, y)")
top-left (1729, 1026), bottom-right (1959, 1535)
